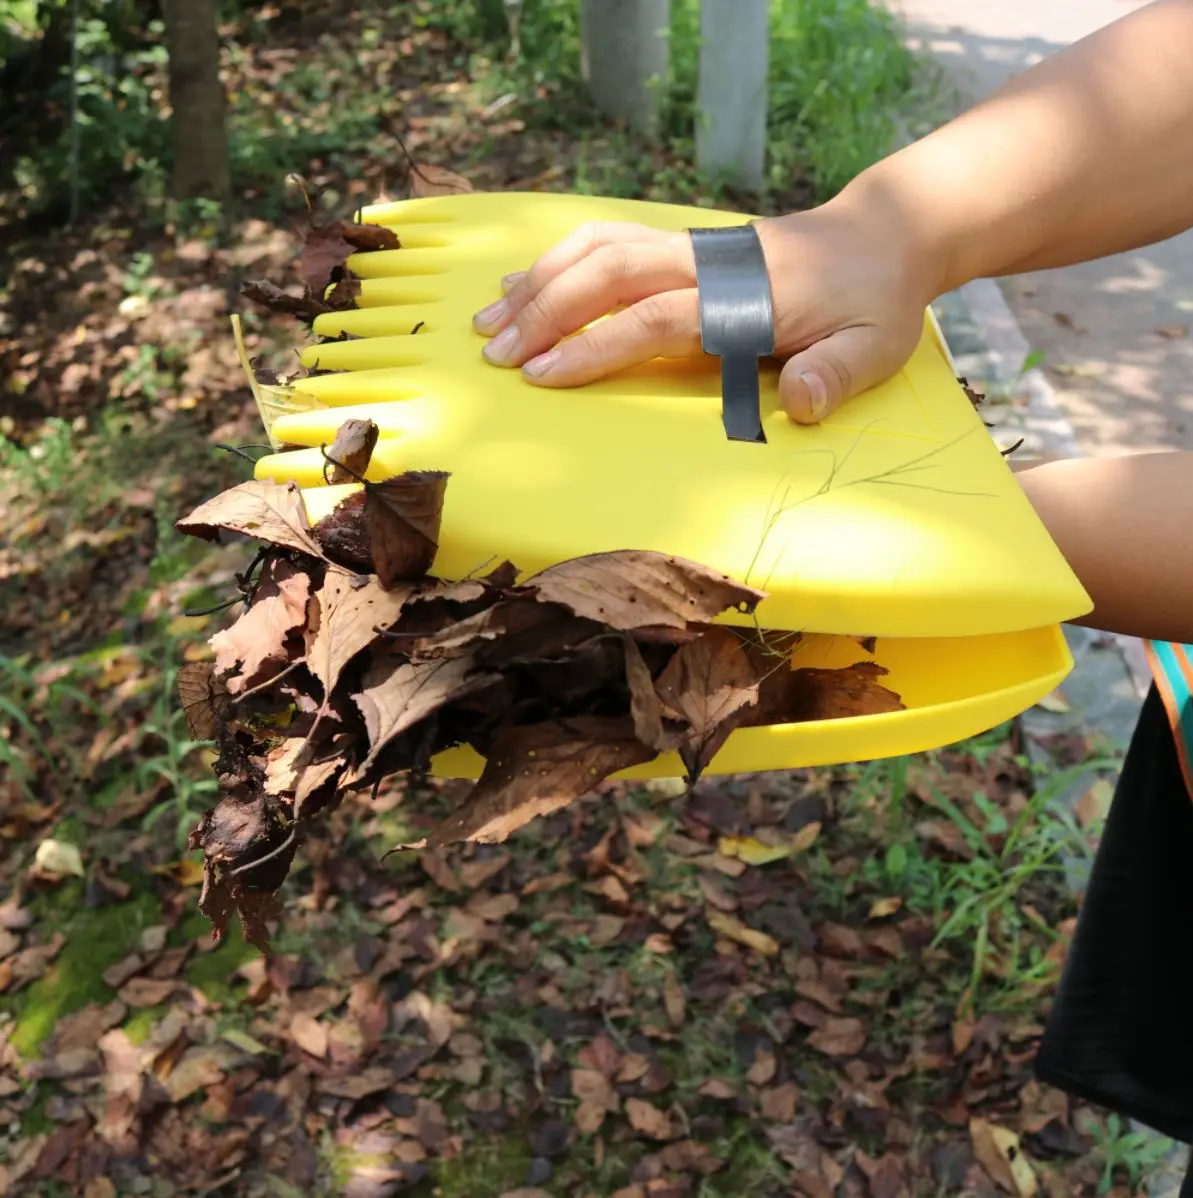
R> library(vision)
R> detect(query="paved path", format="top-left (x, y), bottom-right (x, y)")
top-left (888, 0), bottom-right (1193, 455)
top-left (889, 7), bottom-right (1191, 1189)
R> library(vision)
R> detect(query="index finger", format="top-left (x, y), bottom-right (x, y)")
top-left (474, 221), bottom-right (681, 333)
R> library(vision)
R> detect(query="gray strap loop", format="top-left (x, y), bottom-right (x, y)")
top-left (689, 224), bottom-right (775, 443)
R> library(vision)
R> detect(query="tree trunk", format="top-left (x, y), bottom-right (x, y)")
top-left (696, 0), bottom-right (769, 192)
top-left (580, 0), bottom-right (670, 136)
top-left (162, 0), bottom-right (231, 200)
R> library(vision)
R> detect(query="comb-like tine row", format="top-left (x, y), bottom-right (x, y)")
top-left (271, 398), bottom-right (428, 443)
top-left (288, 367), bottom-right (434, 407)
top-left (359, 198), bottom-right (460, 225)
top-left (346, 248), bottom-right (457, 279)
top-left (312, 306), bottom-right (444, 339)
top-left (353, 281), bottom-right (444, 309)
top-left (299, 333), bottom-right (445, 373)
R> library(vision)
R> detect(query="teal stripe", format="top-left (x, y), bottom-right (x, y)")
top-left (1147, 639), bottom-right (1193, 784)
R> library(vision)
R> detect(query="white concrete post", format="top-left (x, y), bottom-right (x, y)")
top-left (580, 0), bottom-right (671, 136)
top-left (696, 0), bottom-right (770, 191)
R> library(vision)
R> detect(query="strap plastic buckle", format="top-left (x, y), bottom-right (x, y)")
top-left (689, 224), bottom-right (775, 443)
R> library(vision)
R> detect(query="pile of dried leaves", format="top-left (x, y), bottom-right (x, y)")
top-left (175, 416), bottom-right (904, 948)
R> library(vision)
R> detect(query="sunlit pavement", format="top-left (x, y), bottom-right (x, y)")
top-left (886, 0), bottom-right (1193, 456)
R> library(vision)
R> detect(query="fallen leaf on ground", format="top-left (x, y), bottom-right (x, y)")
top-left (625, 1097), bottom-right (674, 1140)
top-left (1034, 690), bottom-right (1071, 714)
top-left (290, 1011), bottom-right (329, 1059)
top-left (707, 911), bottom-right (779, 956)
top-left (32, 838), bottom-right (84, 879)
top-left (807, 1017), bottom-right (867, 1057)
top-left (970, 1118), bottom-right (1037, 1196)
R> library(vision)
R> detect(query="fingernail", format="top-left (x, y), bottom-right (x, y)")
top-left (473, 296), bottom-right (509, 332)
top-left (802, 371), bottom-right (829, 421)
top-left (482, 325), bottom-right (519, 365)
top-left (501, 271), bottom-right (526, 293)
top-left (522, 348), bottom-right (560, 379)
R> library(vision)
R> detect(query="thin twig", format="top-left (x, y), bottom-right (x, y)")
top-left (229, 828), bottom-right (297, 877)
top-left (230, 658), bottom-right (305, 704)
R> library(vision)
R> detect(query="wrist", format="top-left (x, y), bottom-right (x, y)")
top-left (831, 158), bottom-right (962, 304)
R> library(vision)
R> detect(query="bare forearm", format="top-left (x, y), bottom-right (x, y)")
top-left (840, 0), bottom-right (1193, 298)
top-left (1015, 454), bottom-right (1193, 643)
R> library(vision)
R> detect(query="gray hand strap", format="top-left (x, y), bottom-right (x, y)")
top-left (689, 225), bottom-right (775, 444)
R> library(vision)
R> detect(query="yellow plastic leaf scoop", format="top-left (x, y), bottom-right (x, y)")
top-left (249, 190), bottom-right (1091, 779)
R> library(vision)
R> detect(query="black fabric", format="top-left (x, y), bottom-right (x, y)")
top-left (1035, 685), bottom-right (1193, 1147)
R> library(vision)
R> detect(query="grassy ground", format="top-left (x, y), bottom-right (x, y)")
top-left (0, 2), bottom-right (1167, 1196)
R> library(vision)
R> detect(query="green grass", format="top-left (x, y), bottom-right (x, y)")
top-left (4, 884), bottom-right (163, 1057)
top-left (423, 0), bottom-right (944, 202)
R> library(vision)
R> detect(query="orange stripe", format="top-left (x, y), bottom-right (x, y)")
top-left (1146, 641), bottom-right (1193, 800)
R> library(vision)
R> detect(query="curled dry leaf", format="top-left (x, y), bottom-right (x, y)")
top-left (413, 718), bottom-right (654, 849)
top-left (524, 551), bottom-right (765, 632)
top-left (324, 417), bottom-right (381, 484)
top-left (241, 279), bottom-right (334, 323)
top-left (209, 556), bottom-right (311, 692)
top-left (365, 471), bottom-right (450, 587)
top-left (806, 1017), bottom-right (868, 1058)
top-left (306, 571), bottom-right (412, 697)
top-left (969, 1119), bottom-right (1037, 1197)
top-left (177, 479), bottom-right (323, 559)
top-left (355, 652), bottom-right (498, 771)
top-left (177, 663), bottom-right (232, 742)
top-left (313, 491), bottom-right (373, 574)
top-left (655, 627), bottom-right (759, 781)
top-left (298, 218), bottom-right (399, 299)
top-left (409, 163), bottom-right (474, 197)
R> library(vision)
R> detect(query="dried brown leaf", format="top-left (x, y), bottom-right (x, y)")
top-left (313, 491), bottom-right (373, 574)
top-left (241, 279), bottom-right (331, 322)
top-left (365, 471), bottom-right (450, 587)
top-left (317, 1066), bottom-right (399, 1100)
top-left (117, 977), bottom-right (178, 1008)
top-left (760, 1082), bottom-right (799, 1122)
top-left (325, 418), bottom-right (380, 483)
top-left (300, 221), bottom-right (359, 297)
top-left (177, 662), bottom-right (232, 742)
top-left (625, 1097), bottom-right (674, 1140)
top-left (409, 164), bottom-right (474, 197)
top-left (419, 717), bottom-right (654, 848)
top-left (355, 652), bottom-right (496, 770)
top-left (307, 571), bottom-right (412, 697)
top-left (290, 1011), bottom-right (329, 1059)
top-left (210, 557), bottom-right (311, 691)
top-left (751, 659), bottom-right (905, 724)
top-left (624, 636), bottom-right (673, 751)
top-left (707, 912), bottom-right (778, 956)
top-left (177, 479), bottom-right (323, 558)
top-left (746, 1048), bottom-right (777, 1087)
top-left (571, 1068), bottom-right (619, 1111)
top-left (807, 1017), bottom-right (867, 1057)
top-left (656, 627), bottom-right (759, 780)
top-left (524, 551), bottom-right (765, 632)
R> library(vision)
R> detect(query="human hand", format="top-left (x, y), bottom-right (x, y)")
top-left (471, 196), bottom-right (936, 424)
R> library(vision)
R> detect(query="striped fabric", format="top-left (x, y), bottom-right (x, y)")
top-left (1145, 640), bottom-right (1193, 797)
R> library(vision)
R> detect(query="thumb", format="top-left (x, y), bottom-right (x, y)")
top-left (778, 325), bottom-right (898, 425)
